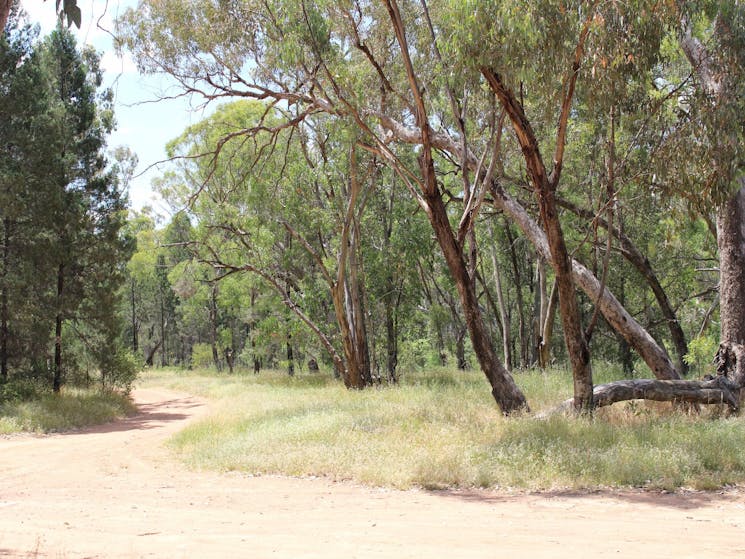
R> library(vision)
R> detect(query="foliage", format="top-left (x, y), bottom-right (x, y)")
top-left (684, 335), bottom-right (719, 377)
top-left (116, 1), bottom-right (745, 411)
top-left (0, 11), bottom-right (134, 392)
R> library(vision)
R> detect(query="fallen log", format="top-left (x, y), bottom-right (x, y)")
top-left (546, 376), bottom-right (739, 416)
top-left (545, 343), bottom-right (745, 416)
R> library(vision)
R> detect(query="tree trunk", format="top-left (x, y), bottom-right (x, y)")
top-left (130, 277), bottom-right (138, 353)
top-left (0, 0), bottom-right (10, 33)
top-left (455, 327), bottom-right (468, 370)
top-left (159, 289), bottom-right (167, 368)
top-left (0, 219), bottom-right (10, 380)
top-left (249, 289), bottom-right (260, 374)
top-left (548, 376), bottom-right (741, 416)
top-left (144, 340), bottom-right (161, 367)
top-left (53, 263), bottom-right (64, 393)
top-left (717, 184), bottom-right (745, 348)
top-left (385, 293), bottom-right (398, 383)
top-left (504, 222), bottom-right (528, 367)
top-left (286, 330), bottom-right (294, 376)
top-left (482, 68), bottom-right (593, 412)
top-left (544, 193), bottom-right (594, 411)
top-left (487, 223), bottom-right (512, 371)
top-left (539, 280), bottom-right (559, 369)
top-left (425, 189), bottom-right (528, 413)
top-left (678, 9), bottom-right (745, 395)
top-left (533, 256), bottom-right (547, 365)
top-left (383, 7), bottom-right (527, 412)
top-left (210, 283), bottom-right (220, 371)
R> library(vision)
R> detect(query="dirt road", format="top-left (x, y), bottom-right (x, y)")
top-left (1, 388), bottom-right (743, 558)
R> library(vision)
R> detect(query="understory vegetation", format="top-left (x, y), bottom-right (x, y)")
top-left (140, 367), bottom-right (745, 491)
top-left (0, 380), bottom-right (135, 434)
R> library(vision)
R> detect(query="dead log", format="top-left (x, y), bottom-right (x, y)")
top-left (546, 376), bottom-right (740, 416)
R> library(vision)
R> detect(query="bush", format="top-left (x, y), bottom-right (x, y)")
top-left (192, 343), bottom-right (216, 369)
top-left (100, 349), bottom-right (139, 393)
top-left (0, 378), bottom-right (47, 404)
top-left (684, 335), bottom-right (718, 377)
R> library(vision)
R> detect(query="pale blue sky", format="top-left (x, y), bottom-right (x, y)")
top-left (20, 0), bottom-right (213, 215)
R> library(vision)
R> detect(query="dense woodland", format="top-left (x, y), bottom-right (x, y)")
top-left (1, 1), bottom-right (743, 415)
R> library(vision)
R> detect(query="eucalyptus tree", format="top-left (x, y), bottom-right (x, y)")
top-left (1, 0), bottom-right (81, 33)
top-left (674, 2), bottom-right (745, 398)
top-left (162, 100), bottom-right (381, 387)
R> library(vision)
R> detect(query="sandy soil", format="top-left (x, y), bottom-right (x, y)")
top-left (0, 388), bottom-right (743, 558)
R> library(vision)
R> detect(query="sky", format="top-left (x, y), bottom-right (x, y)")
top-left (19, 0), bottom-right (212, 215)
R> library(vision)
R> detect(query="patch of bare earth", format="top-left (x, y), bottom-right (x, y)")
top-left (0, 388), bottom-right (743, 558)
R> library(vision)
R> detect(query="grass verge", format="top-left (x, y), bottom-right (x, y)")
top-left (0, 383), bottom-right (136, 434)
top-left (140, 366), bottom-right (745, 491)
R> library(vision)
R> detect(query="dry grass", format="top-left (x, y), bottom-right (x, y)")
top-left (139, 366), bottom-right (745, 491)
top-left (0, 385), bottom-right (136, 434)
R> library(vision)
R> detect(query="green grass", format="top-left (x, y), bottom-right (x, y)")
top-left (138, 365), bottom-right (745, 492)
top-left (0, 384), bottom-right (136, 434)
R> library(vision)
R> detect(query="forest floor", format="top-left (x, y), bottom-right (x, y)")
top-left (0, 388), bottom-right (743, 558)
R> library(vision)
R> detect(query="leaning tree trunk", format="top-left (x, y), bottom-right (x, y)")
top-left (492, 186), bottom-right (681, 381)
top-left (425, 190), bottom-right (529, 413)
top-left (483, 67), bottom-right (593, 412)
top-left (384, 0), bottom-right (527, 413)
